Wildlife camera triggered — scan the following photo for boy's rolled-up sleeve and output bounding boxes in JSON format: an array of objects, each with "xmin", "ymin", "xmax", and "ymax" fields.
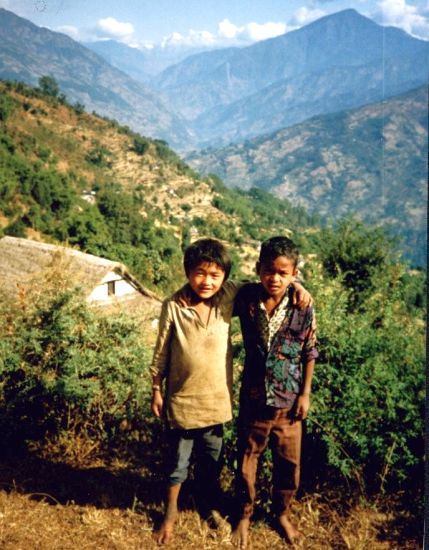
[{"xmin": 150, "ymin": 300, "xmax": 174, "ymax": 379}]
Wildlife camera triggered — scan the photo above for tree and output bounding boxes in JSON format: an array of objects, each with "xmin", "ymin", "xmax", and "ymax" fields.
[
  {"xmin": 73, "ymin": 102, "xmax": 85, "ymax": 115},
  {"xmin": 38, "ymin": 75, "xmax": 60, "ymax": 98},
  {"xmin": 314, "ymin": 217, "xmax": 399, "ymax": 310}
]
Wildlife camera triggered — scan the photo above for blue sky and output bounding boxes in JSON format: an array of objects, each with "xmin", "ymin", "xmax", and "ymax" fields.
[{"xmin": 1, "ymin": 0, "xmax": 428, "ymax": 48}]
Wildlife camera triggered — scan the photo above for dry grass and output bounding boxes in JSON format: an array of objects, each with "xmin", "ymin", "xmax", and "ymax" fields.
[{"xmin": 0, "ymin": 451, "xmax": 421, "ymax": 550}]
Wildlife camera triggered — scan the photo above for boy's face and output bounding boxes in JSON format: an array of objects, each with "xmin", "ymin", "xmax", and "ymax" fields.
[
  {"xmin": 257, "ymin": 255, "xmax": 298, "ymax": 300},
  {"xmin": 187, "ymin": 261, "xmax": 226, "ymax": 300}
]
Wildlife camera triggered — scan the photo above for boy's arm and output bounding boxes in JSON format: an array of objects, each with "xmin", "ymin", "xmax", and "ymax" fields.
[
  {"xmin": 295, "ymin": 359, "xmax": 315, "ymax": 420},
  {"xmin": 150, "ymin": 300, "xmax": 173, "ymax": 418},
  {"xmin": 151, "ymin": 373, "xmax": 164, "ymax": 417},
  {"xmin": 295, "ymin": 306, "xmax": 318, "ymax": 419}
]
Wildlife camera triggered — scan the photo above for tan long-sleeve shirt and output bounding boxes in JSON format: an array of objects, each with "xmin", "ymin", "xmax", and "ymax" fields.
[{"xmin": 150, "ymin": 280, "xmax": 240, "ymax": 429}]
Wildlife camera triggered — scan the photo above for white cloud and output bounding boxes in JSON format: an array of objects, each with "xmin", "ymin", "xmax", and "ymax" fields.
[
  {"xmin": 377, "ymin": 0, "xmax": 429, "ymax": 38},
  {"xmin": 161, "ymin": 29, "xmax": 216, "ymax": 48},
  {"xmin": 53, "ymin": 16, "xmax": 136, "ymax": 45},
  {"xmin": 217, "ymin": 18, "xmax": 288, "ymax": 43},
  {"xmin": 241, "ymin": 21, "xmax": 288, "ymax": 41},
  {"xmin": 154, "ymin": 18, "xmax": 289, "ymax": 50},
  {"xmin": 96, "ymin": 17, "xmax": 134, "ymax": 40},
  {"xmin": 290, "ymin": 7, "xmax": 326, "ymax": 26},
  {"xmin": 218, "ymin": 18, "xmax": 241, "ymax": 39}
]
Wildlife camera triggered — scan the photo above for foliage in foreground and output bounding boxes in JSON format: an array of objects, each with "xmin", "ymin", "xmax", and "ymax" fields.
[
  {"xmin": 306, "ymin": 220, "xmax": 425, "ymax": 495},
  {"xmin": 0, "ymin": 79, "xmax": 425, "ymax": 509},
  {"xmin": 0, "ymin": 219, "xmax": 425, "ymax": 505},
  {"xmin": 223, "ymin": 220, "xmax": 425, "ymax": 508},
  {"xmin": 0, "ymin": 274, "xmax": 152, "ymax": 459}
]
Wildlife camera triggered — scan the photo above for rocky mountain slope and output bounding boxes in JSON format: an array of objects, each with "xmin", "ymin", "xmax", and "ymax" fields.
[
  {"xmin": 0, "ymin": 8, "xmax": 192, "ymax": 150},
  {"xmin": 153, "ymin": 9, "xmax": 429, "ymax": 147},
  {"xmin": 187, "ymin": 86, "xmax": 428, "ymax": 266}
]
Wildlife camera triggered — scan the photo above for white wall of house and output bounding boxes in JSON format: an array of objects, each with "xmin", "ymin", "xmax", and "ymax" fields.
[{"xmin": 87, "ymin": 271, "xmax": 139, "ymax": 302}]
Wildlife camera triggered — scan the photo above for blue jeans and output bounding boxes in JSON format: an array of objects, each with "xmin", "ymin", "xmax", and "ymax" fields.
[{"xmin": 167, "ymin": 424, "xmax": 224, "ymax": 488}]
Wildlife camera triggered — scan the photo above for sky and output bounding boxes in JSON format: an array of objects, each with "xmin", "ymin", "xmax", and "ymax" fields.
[{"xmin": 1, "ymin": 0, "xmax": 428, "ymax": 49}]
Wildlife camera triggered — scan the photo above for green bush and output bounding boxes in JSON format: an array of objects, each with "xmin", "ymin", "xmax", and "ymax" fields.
[
  {"xmin": 85, "ymin": 144, "xmax": 111, "ymax": 167},
  {"xmin": 0, "ymin": 92, "xmax": 16, "ymax": 121},
  {"xmin": 302, "ymin": 224, "xmax": 425, "ymax": 494},
  {"xmin": 133, "ymin": 135, "xmax": 150, "ymax": 155},
  {"xmin": 0, "ymin": 278, "xmax": 152, "ymax": 458},
  {"xmin": 38, "ymin": 75, "xmax": 59, "ymax": 98}
]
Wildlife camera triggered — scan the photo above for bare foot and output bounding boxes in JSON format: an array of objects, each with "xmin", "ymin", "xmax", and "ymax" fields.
[
  {"xmin": 278, "ymin": 514, "xmax": 303, "ymax": 544},
  {"xmin": 152, "ymin": 518, "xmax": 175, "ymax": 545},
  {"xmin": 231, "ymin": 518, "xmax": 250, "ymax": 548}
]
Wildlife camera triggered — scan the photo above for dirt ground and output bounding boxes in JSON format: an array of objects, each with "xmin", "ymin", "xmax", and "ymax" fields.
[{"xmin": 0, "ymin": 449, "xmax": 422, "ymax": 550}]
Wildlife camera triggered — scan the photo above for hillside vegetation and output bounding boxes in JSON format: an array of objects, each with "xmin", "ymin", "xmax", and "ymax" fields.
[
  {"xmin": 188, "ymin": 85, "xmax": 428, "ymax": 267},
  {"xmin": 0, "ymin": 79, "xmax": 425, "ymax": 548},
  {"xmin": 0, "ymin": 79, "xmax": 317, "ymax": 294}
]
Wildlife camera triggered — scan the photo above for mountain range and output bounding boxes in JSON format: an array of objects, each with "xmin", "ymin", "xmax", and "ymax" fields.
[
  {"xmin": 83, "ymin": 40, "xmax": 212, "ymax": 82},
  {"xmin": 0, "ymin": 8, "xmax": 192, "ymax": 150},
  {"xmin": 152, "ymin": 9, "xmax": 429, "ymax": 147},
  {"xmin": 0, "ymin": 7, "xmax": 427, "ymax": 152},
  {"xmin": 187, "ymin": 85, "xmax": 427, "ymax": 266},
  {"xmin": 0, "ymin": 6, "xmax": 426, "ymax": 265}
]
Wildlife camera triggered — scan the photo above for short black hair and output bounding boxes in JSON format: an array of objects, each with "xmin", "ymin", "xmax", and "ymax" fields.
[
  {"xmin": 183, "ymin": 238, "xmax": 232, "ymax": 280},
  {"xmin": 258, "ymin": 236, "xmax": 299, "ymax": 267}
]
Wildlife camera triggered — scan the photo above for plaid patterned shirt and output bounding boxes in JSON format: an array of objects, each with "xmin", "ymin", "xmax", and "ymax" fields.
[{"xmin": 235, "ymin": 283, "xmax": 318, "ymax": 410}]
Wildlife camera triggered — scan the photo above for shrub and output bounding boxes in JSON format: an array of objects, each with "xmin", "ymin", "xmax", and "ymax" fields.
[
  {"xmin": 132, "ymin": 136, "xmax": 150, "ymax": 155},
  {"xmin": 0, "ymin": 92, "xmax": 16, "ymax": 121},
  {"xmin": 0, "ymin": 274, "xmax": 152, "ymax": 460},
  {"xmin": 303, "ymin": 236, "xmax": 425, "ymax": 494},
  {"xmin": 73, "ymin": 102, "xmax": 85, "ymax": 115},
  {"xmin": 38, "ymin": 75, "xmax": 60, "ymax": 98}
]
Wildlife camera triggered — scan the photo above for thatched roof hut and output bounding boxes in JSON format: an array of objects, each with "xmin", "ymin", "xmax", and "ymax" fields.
[{"xmin": 0, "ymin": 236, "xmax": 161, "ymax": 306}]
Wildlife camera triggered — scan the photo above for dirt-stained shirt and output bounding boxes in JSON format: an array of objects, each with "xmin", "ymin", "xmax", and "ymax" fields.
[{"xmin": 150, "ymin": 280, "xmax": 241, "ymax": 429}]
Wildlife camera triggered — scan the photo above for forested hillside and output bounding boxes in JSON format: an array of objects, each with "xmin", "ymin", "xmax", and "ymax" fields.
[
  {"xmin": 0, "ymin": 79, "xmax": 317, "ymax": 294},
  {"xmin": 0, "ymin": 79, "xmax": 425, "ymax": 548}
]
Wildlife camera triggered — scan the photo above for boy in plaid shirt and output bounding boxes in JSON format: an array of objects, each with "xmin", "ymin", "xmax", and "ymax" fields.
[{"xmin": 232, "ymin": 236, "xmax": 318, "ymax": 547}]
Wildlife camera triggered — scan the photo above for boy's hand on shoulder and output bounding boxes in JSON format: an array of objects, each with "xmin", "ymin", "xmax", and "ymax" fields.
[
  {"xmin": 151, "ymin": 391, "xmax": 163, "ymax": 417},
  {"xmin": 292, "ymin": 282, "xmax": 313, "ymax": 309},
  {"xmin": 295, "ymin": 394, "xmax": 310, "ymax": 420}
]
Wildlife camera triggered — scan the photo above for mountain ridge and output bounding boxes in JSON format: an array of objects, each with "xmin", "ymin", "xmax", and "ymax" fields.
[
  {"xmin": 187, "ymin": 85, "xmax": 428, "ymax": 266},
  {"xmin": 0, "ymin": 8, "xmax": 193, "ymax": 150},
  {"xmin": 152, "ymin": 9, "xmax": 429, "ymax": 147}
]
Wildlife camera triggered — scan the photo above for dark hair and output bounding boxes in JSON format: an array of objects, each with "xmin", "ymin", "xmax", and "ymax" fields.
[
  {"xmin": 183, "ymin": 238, "xmax": 232, "ymax": 279},
  {"xmin": 258, "ymin": 236, "xmax": 299, "ymax": 267}
]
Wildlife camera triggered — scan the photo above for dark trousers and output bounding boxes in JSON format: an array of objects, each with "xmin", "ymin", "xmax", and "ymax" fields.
[
  {"xmin": 236, "ymin": 407, "xmax": 302, "ymax": 518},
  {"xmin": 166, "ymin": 424, "xmax": 224, "ymax": 511}
]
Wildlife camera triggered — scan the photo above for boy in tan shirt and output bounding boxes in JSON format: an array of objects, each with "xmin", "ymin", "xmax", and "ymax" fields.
[{"xmin": 150, "ymin": 238, "xmax": 310, "ymax": 544}]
